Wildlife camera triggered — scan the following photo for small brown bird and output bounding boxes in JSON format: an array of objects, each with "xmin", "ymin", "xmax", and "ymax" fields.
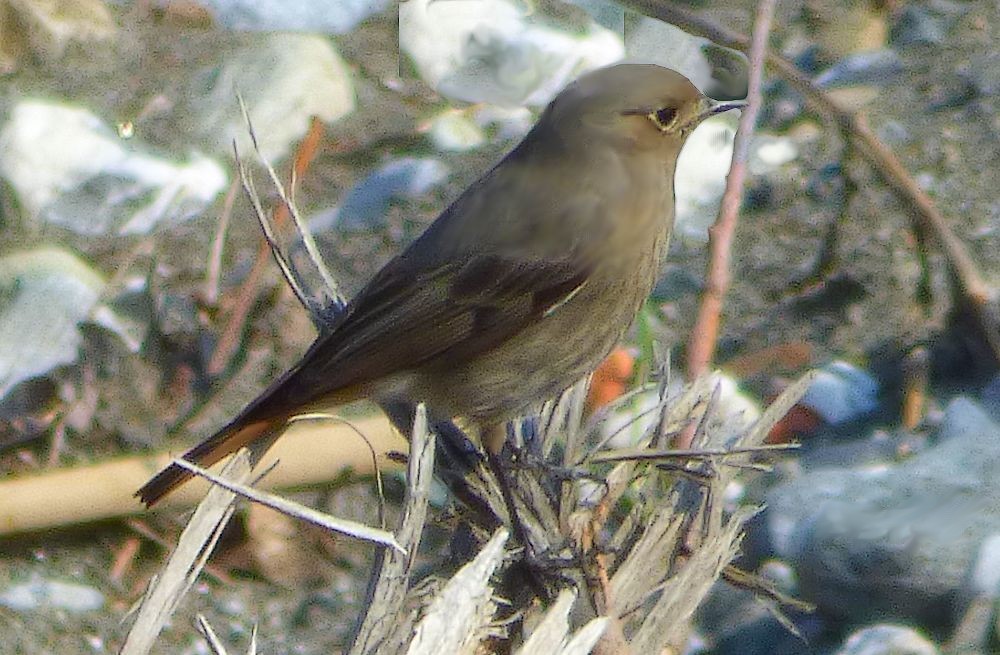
[{"xmin": 138, "ymin": 64, "xmax": 745, "ymax": 506}]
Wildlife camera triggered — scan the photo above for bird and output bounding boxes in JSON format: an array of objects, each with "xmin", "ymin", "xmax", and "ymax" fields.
[{"xmin": 137, "ymin": 63, "xmax": 745, "ymax": 507}]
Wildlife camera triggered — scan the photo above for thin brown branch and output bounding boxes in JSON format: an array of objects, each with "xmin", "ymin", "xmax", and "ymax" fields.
[
  {"xmin": 203, "ymin": 177, "xmax": 239, "ymax": 307},
  {"xmin": 685, "ymin": 0, "xmax": 776, "ymax": 386}
]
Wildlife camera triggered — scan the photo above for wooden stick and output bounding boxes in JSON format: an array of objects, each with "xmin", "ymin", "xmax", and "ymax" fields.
[{"xmin": 0, "ymin": 413, "xmax": 404, "ymax": 536}]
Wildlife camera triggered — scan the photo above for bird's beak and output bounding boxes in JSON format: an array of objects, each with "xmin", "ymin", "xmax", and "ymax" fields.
[{"xmin": 692, "ymin": 98, "xmax": 748, "ymax": 126}]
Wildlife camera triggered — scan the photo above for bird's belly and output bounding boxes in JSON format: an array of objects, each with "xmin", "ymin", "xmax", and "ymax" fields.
[{"xmin": 414, "ymin": 264, "xmax": 655, "ymax": 426}]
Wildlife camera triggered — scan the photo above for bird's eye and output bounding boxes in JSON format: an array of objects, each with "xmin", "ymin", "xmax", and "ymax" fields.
[{"xmin": 648, "ymin": 107, "xmax": 678, "ymax": 132}]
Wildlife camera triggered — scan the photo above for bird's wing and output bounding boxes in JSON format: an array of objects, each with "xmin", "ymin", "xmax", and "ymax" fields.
[
  {"xmin": 234, "ymin": 143, "xmax": 610, "ymax": 427},
  {"xmin": 230, "ymin": 249, "xmax": 592, "ymax": 425}
]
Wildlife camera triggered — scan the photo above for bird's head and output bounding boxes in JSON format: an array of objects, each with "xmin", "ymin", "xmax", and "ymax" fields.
[{"xmin": 542, "ymin": 63, "xmax": 746, "ymax": 153}]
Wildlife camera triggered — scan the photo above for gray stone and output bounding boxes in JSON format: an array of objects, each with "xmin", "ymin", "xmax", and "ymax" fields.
[
  {"xmin": 800, "ymin": 361, "xmax": 881, "ymax": 426},
  {"xmin": 965, "ymin": 52, "xmax": 1000, "ymax": 97},
  {"xmin": 765, "ymin": 397, "xmax": 1000, "ymax": 624},
  {"xmin": 835, "ymin": 625, "xmax": 938, "ymax": 655},
  {"xmin": 891, "ymin": 5, "xmax": 951, "ymax": 47},
  {"xmin": 814, "ymin": 50, "xmax": 904, "ymax": 89},
  {"xmin": 308, "ymin": 157, "xmax": 450, "ymax": 233},
  {"xmin": 187, "ymin": 33, "xmax": 355, "ymax": 161}
]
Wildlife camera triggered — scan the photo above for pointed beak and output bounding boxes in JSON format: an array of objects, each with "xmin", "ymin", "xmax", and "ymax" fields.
[{"xmin": 696, "ymin": 98, "xmax": 748, "ymax": 123}]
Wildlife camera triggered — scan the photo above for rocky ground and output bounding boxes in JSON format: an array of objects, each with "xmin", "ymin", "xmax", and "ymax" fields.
[{"xmin": 0, "ymin": 0, "xmax": 997, "ymax": 653}]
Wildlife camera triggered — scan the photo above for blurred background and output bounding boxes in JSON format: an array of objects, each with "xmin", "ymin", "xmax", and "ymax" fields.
[{"xmin": 0, "ymin": 0, "xmax": 998, "ymax": 653}]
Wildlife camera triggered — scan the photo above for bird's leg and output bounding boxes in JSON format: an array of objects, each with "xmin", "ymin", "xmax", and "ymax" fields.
[
  {"xmin": 381, "ymin": 400, "xmax": 506, "ymax": 529},
  {"xmin": 484, "ymin": 423, "xmax": 559, "ymax": 601},
  {"xmin": 483, "ymin": 424, "xmax": 534, "ymax": 554}
]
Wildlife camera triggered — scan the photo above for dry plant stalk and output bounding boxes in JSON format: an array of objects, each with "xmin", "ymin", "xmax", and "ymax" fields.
[
  {"xmin": 121, "ymin": 451, "xmax": 253, "ymax": 655},
  {"xmin": 686, "ymin": 0, "xmax": 776, "ymax": 383},
  {"xmin": 342, "ymin": 371, "xmax": 814, "ymax": 654},
  {"xmin": 351, "ymin": 407, "xmax": 437, "ymax": 655}
]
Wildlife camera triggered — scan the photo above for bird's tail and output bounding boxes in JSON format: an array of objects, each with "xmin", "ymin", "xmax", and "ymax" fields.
[{"xmin": 136, "ymin": 418, "xmax": 279, "ymax": 507}]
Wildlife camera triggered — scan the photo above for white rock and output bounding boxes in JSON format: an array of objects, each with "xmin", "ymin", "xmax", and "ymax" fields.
[
  {"xmin": 0, "ymin": 248, "xmax": 103, "ymax": 399},
  {"xmin": 0, "ymin": 100, "xmax": 226, "ymax": 235},
  {"xmin": 427, "ymin": 110, "xmax": 486, "ymax": 152},
  {"xmin": 199, "ymin": 0, "xmax": 390, "ymax": 33},
  {"xmin": 189, "ymin": 33, "xmax": 355, "ymax": 161},
  {"xmin": 598, "ymin": 373, "xmax": 760, "ymax": 449},
  {"xmin": 673, "ymin": 119, "xmax": 799, "ymax": 243},
  {"xmin": 674, "ymin": 117, "xmax": 738, "ymax": 243},
  {"xmin": 0, "ymin": 576, "xmax": 105, "ymax": 613},
  {"xmin": 835, "ymin": 625, "xmax": 937, "ymax": 655},
  {"xmin": 471, "ymin": 105, "xmax": 534, "ymax": 140},
  {"xmin": 625, "ymin": 19, "xmax": 716, "ymax": 92},
  {"xmin": 400, "ymin": 0, "xmax": 624, "ymax": 107}
]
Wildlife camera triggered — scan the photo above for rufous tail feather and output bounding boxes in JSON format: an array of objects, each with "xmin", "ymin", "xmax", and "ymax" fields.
[{"xmin": 136, "ymin": 419, "xmax": 278, "ymax": 507}]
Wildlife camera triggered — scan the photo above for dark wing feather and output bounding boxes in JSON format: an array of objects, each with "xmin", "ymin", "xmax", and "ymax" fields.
[{"xmin": 228, "ymin": 251, "xmax": 591, "ymax": 428}]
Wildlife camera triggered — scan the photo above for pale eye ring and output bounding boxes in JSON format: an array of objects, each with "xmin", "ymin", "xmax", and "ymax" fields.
[{"xmin": 648, "ymin": 107, "xmax": 678, "ymax": 131}]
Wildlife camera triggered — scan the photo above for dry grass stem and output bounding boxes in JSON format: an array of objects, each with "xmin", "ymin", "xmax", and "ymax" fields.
[
  {"xmin": 590, "ymin": 442, "xmax": 799, "ymax": 463},
  {"xmin": 236, "ymin": 93, "xmax": 343, "ymax": 311},
  {"xmin": 169, "ymin": 456, "xmax": 404, "ymax": 553},
  {"xmin": 350, "ymin": 405, "xmax": 437, "ymax": 655},
  {"xmin": 196, "ymin": 615, "xmax": 259, "ymax": 655},
  {"xmin": 121, "ymin": 451, "xmax": 253, "ymax": 655}
]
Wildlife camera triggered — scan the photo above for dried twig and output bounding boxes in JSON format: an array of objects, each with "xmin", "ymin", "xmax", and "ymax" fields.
[
  {"xmin": 121, "ymin": 452, "xmax": 253, "ymax": 655},
  {"xmin": 590, "ymin": 442, "xmax": 798, "ymax": 464},
  {"xmin": 721, "ymin": 565, "xmax": 815, "ymax": 614},
  {"xmin": 169, "ymin": 457, "xmax": 403, "ymax": 553},
  {"xmin": 287, "ymin": 412, "xmax": 391, "ymax": 528},
  {"xmin": 203, "ymin": 177, "xmax": 240, "ymax": 307},
  {"xmin": 350, "ymin": 406, "xmax": 436, "ymax": 655},
  {"xmin": 684, "ymin": 0, "xmax": 776, "ymax": 423},
  {"xmin": 196, "ymin": 614, "xmax": 230, "ymax": 655},
  {"xmin": 235, "ymin": 147, "xmax": 312, "ymax": 313},
  {"xmin": 236, "ymin": 96, "xmax": 343, "ymax": 311},
  {"xmin": 196, "ymin": 615, "xmax": 259, "ymax": 655},
  {"xmin": 207, "ymin": 110, "xmax": 329, "ymax": 376}
]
